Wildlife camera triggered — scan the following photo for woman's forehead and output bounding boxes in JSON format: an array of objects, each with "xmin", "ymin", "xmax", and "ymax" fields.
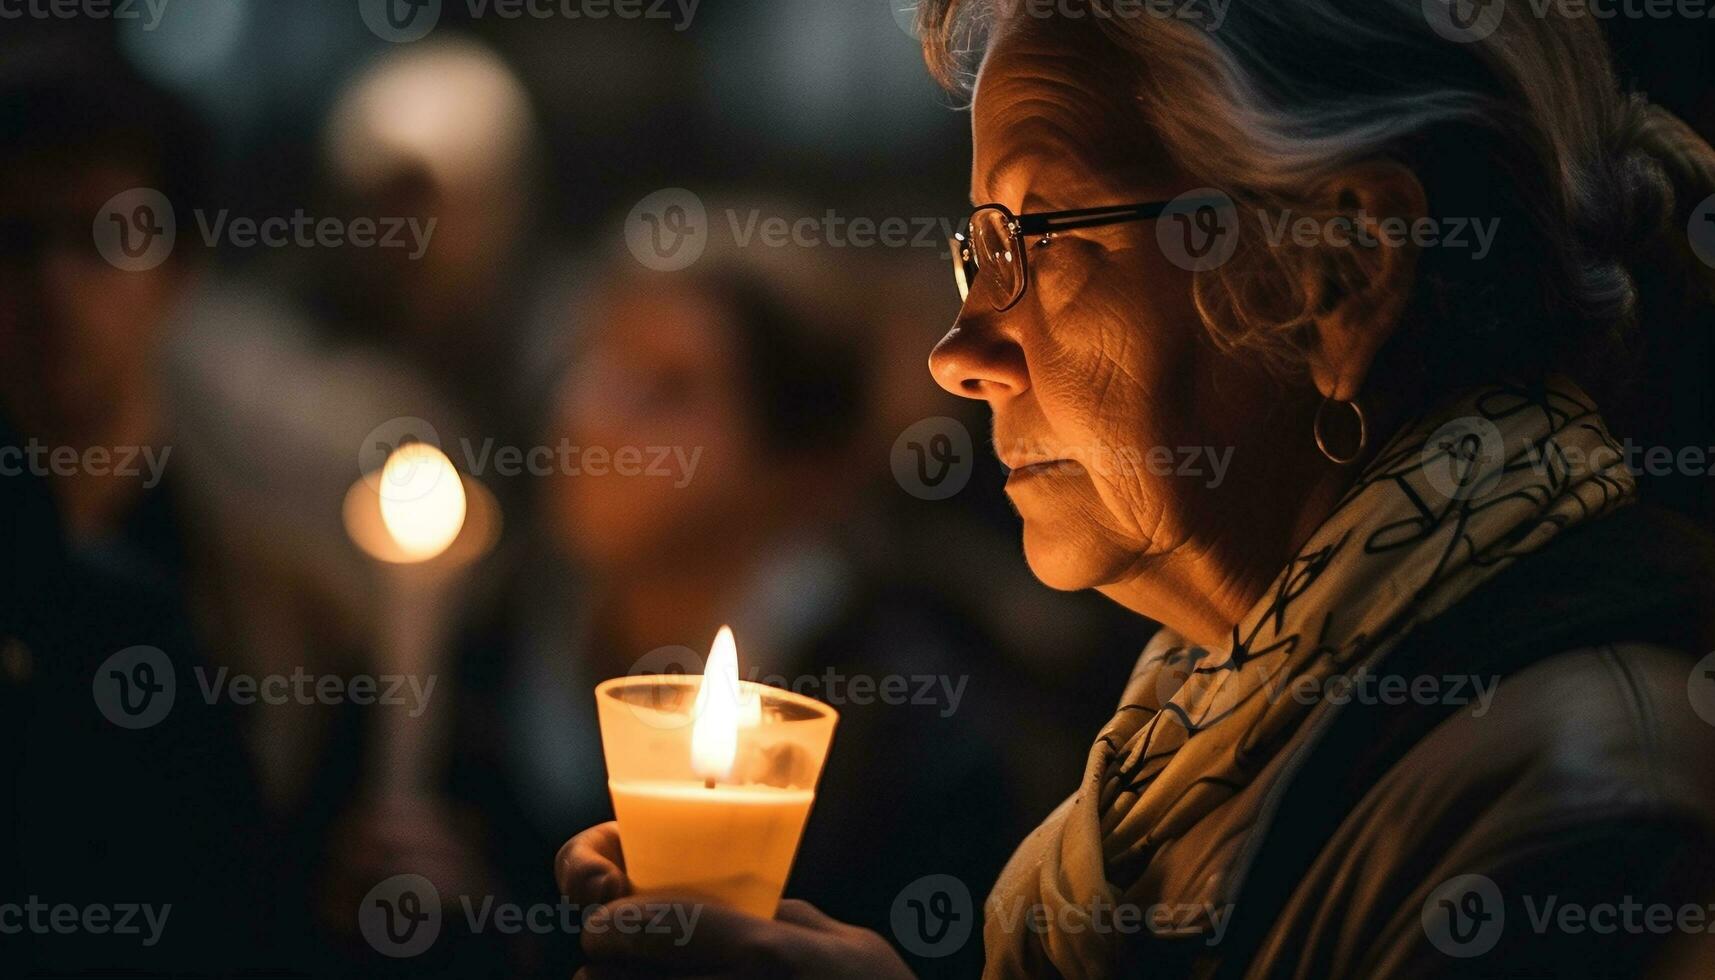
[{"xmin": 970, "ymin": 25, "xmax": 1180, "ymax": 208}]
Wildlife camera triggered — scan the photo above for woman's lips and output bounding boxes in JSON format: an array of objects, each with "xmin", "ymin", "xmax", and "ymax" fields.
[{"xmin": 1005, "ymin": 458, "xmax": 1084, "ymax": 483}]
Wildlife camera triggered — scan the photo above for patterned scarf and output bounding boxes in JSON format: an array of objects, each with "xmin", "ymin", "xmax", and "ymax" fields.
[{"xmin": 984, "ymin": 380, "xmax": 1636, "ymax": 979}]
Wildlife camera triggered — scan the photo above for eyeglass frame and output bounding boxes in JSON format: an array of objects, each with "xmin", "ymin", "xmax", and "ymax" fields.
[{"xmin": 951, "ymin": 197, "xmax": 1232, "ymax": 312}]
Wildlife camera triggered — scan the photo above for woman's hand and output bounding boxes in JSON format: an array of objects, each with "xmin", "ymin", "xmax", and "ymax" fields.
[{"xmin": 556, "ymin": 821, "xmax": 916, "ymax": 979}]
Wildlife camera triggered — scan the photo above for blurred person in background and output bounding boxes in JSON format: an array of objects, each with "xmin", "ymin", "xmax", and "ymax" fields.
[
  {"xmin": 0, "ymin": 38, "xmax": 203, "ymax": 575},
  {"xmin": 155, "ymin": 38, "xmax": 545, "ymax": 824},
  {"xmin": 315, "ymin": 36, "xmax": 549, "ymax": 440},
  {"xmin": 141, "ymin": 38, "xmax": 555, "ymax": 973},
  {"xmin": 0, "ymin": 36, "xmax": 283, "ymax": 976}
]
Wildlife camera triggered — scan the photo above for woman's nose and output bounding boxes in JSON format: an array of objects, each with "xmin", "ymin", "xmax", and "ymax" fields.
[{"xmin": 928, "ymin": 316, "xmax": 1029, "ymax": 402}]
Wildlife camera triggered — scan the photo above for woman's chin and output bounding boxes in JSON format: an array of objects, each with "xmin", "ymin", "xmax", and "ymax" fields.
[{"xmin": 1020, "ymin": 518, "xmax": 1120, "ymax": 593}]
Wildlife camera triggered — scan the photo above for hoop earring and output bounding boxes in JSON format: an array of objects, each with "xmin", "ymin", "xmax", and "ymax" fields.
[{"xmin": 1314, "ymin": 396, "xmax": 1368, "ymax": 465}]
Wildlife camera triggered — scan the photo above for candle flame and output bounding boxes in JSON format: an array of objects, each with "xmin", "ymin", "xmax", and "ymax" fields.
[
  {"xmin": 378, "ymin": 442, "xmax": 467, "ymax": 561},
  {"xmin": 691, "ymin": 625, "xmax": 750, "ymax": 784}
]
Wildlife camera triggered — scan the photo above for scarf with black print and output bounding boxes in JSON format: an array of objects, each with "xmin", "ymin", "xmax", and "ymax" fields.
[{"xmin": 983, "ymin": 379, "xmax": 1636, "ymax": 979}]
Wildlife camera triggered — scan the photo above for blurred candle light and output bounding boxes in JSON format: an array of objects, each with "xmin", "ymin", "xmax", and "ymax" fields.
[
  {"xmin": 343, "ymin": 438, "xmax": 498, "ymax": 796},
  {"xmin": 378, "ymin": 442, "xmax": 467, "ymax": 562}
]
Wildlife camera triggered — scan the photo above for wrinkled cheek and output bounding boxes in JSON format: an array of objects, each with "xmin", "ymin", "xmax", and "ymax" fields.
[{"xmin": 1057, "ymin": 455, "xmax": 1156, "ymax": 553}]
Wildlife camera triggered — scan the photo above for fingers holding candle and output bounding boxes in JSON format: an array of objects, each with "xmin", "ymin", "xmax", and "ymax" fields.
[{"xmin": 555, "ymin": 821, "xmax": 630, "ymax": 907}]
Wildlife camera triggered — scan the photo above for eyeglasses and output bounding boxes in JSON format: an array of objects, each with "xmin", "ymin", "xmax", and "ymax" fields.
[{"xmin": 950, "ymin": 198, "xmax": 1228, "ymax": 311}]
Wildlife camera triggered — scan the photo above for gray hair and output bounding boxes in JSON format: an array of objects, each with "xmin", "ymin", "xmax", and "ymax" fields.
[{"xmin": 920, "ymin": 0, "xmax": 1715, "ymax": 396}]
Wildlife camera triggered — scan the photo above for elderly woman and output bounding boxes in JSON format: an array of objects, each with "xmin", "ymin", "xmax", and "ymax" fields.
[{"xmin": 557, "ymin": 2, "xmax": 1715, "ymax": 976}]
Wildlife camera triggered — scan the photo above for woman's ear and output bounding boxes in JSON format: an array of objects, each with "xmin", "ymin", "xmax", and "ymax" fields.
[{"xmin": 1301, "ymin": 161, "xmax": 1428, "ymax": 401}]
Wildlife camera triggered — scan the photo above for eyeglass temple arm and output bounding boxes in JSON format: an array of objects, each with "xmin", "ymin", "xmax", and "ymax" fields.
[{"xmin": 1015, "ymin": 197, "xmax": 1232, "ymax": 236}]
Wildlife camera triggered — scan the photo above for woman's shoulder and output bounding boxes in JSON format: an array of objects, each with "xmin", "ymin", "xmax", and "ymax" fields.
[
  {"xmin": 1404, "ymin": 640, "xmax": 1715, "ymax": 827},
  {"xmin": 1240, "ymin": 641, "xmax": 1715, "ymax": 978}
]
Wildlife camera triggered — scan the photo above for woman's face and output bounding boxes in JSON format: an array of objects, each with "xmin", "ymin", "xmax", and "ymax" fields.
[
  {"xmin": 929, "ymin": 19, "xmax": 1316, "ymax": 623},
  {"xmin": 549, "ymin": 281, "xmax": 762, "ymax": 572}
]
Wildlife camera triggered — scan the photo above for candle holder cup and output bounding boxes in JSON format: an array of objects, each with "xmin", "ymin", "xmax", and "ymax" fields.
[{"xmin": 595, "ymin": 676, "xmax": 838, "ymax": 919}]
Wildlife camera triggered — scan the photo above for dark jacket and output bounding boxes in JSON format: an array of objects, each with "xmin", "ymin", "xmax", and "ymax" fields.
[
  {"xmin": 1146, "ymin": 505, "xmax": 1715, "ymax": 978},
  {"xmin": 2, "ymin": 417, "xmax": 278, "ymax": 975}
]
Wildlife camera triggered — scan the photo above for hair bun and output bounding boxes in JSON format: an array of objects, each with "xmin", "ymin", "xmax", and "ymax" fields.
[{"xmin": 1577, "ymin": 98, "xmax": 1677, "ymax": 258}]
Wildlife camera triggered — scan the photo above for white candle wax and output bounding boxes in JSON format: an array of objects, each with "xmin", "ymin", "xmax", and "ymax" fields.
[{"xmin": 609, "ymin": 779, "xmax": 815, "ymax": 919}]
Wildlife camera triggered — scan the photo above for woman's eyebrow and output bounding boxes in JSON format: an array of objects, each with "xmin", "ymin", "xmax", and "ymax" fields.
[{"xmin": 970, "ymin": 155, "xmax": 1029, "ymax": 209}]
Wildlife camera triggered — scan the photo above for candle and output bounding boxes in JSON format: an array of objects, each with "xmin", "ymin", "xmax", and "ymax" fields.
[
  {"xmin": 343, "ymin": 440, "xmax": 499, "ymax": 795},
  {"xmin": 597, "ymin": 627, "xmax": 838, "ymax": 919}
]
